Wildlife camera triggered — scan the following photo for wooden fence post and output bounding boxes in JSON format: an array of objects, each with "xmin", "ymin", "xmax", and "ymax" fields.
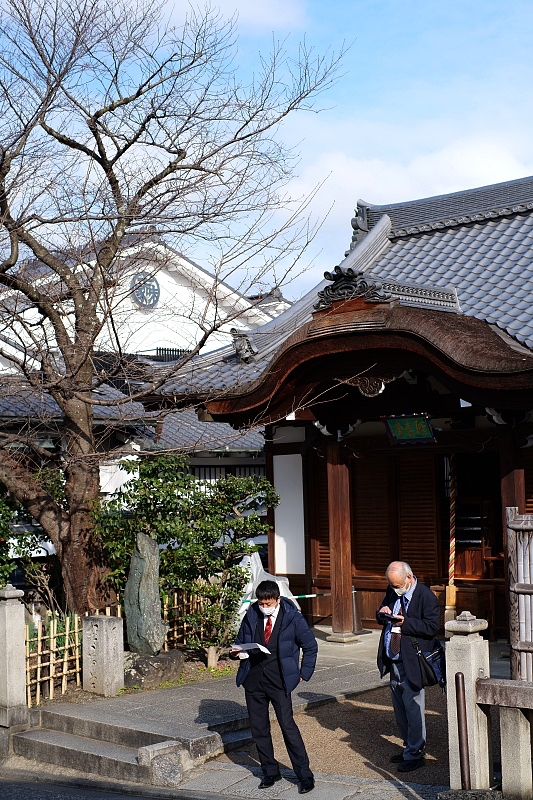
[{"xmin": 506, "ymin": 506, "xmax": 533, "ymax": 681}]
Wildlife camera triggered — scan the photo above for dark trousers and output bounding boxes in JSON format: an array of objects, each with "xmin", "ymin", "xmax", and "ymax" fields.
[{"xmin": 245, "ymin": 685, "xmax": 312, "ymax": 780}]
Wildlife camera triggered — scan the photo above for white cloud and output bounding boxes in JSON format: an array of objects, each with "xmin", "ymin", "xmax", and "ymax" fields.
[
  {"xmin": 283, "ymin": 134, "xmax": 533, "ymax": 298},
  {"xmin": 203, "ymin": 0, "xmax": 307, "ymax": 32}
]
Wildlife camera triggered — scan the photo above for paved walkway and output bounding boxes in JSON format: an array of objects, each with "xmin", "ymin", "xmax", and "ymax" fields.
[{"xmin": 0, "ymin": 628, "xmax": 511, "ymax": 800}]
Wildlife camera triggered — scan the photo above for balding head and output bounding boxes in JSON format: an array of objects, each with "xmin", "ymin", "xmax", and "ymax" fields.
[
  {"xmin": 386, "ymin": 561, "xmax": 412, "ymax": 581},
  {"xmin": 385, "ymin": 561, "xmax": 414, "ymax": 595}
]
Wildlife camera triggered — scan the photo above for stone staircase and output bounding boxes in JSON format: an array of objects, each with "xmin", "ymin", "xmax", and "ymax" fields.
[{"xmin": 12, "ymin": 706, "xmax": 227, "ymax": 788}]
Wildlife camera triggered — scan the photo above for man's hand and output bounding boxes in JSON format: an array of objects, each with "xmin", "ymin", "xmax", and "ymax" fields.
[{"xmin": 378, "ymin": 606, "xmax": 404, "ymax": 625}]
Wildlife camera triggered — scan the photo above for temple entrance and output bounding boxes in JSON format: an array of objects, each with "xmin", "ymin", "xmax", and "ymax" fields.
[
  {"xmin": 307, "ymin": 442, "xmax": 507, "ymax": 635},
  {"xmin": 351, "ymin": 450, "xmax": 439, "ymax": 581},
  {"xmin": 452, "ymin": 453, "xmax": 503, "ymax": 581}
]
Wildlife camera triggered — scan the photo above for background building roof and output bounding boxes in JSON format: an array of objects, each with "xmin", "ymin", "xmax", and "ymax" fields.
[
  {"xmin": 0, "ymin": 382, "xmax": 146, "ymax": 422},
  {"xmin": 142, "ymin": 408, "xmax": 264, "ymax": 452}
]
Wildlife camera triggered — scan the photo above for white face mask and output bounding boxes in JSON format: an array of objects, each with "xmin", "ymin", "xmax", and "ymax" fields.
[
  {"xmin": 259, "ymin": 603, "xmax": 278, "ymax": 616},
  {"xmin": 394, "ymin": 580, "xmax": 410, "ymax": 597}
]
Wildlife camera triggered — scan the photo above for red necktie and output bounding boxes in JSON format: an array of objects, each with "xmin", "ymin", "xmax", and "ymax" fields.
[{"xmin": 264, "ymin": 616, "xmax": 273, "ymax": 645}]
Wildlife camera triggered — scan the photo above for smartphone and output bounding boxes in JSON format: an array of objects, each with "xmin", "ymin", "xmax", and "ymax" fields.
[{"xmin": 381, "ymin": 612, "xmax": 402, "ymax": 621}]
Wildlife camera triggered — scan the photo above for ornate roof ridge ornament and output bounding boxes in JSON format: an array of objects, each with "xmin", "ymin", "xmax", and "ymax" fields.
[
  {"xmin": 314, "ymin": 268, "xmax": 391, "ymax": 311},
  {"xmin": 345, "ymin": 204, "xmax": 369, "ymax": 255},
  {"xmin": 230, "ymin": 328, "xmax": 259, "ymax": 363}
]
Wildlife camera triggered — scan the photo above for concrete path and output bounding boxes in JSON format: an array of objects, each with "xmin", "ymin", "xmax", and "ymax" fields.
[{"xmin": 0, "ymin": 628, "xmax": 511, "ymax": 800}]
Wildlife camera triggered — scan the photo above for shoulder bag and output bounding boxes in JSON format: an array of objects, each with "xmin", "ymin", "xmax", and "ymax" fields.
[{"xmin": 410, "ymin": 636, "xmax": 446, "ymax": 689}]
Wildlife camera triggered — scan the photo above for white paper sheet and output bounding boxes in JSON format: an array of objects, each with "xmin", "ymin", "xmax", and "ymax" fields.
[{"xmin": 232, "ymin": 642, "xmax": 270, "ymax": 654}]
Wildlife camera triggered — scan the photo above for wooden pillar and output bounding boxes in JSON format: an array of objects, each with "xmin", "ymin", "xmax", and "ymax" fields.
[
  {"xmin": 501, "ymin": 433, "xmax": 525, "ymax": 521},
  {"xmin": 326, "ymin": 440, "xmax": 358, "ymax": 642},
  {"xmin": 501, "ymin": 434, "xmax": 525, "ymax": 660}
]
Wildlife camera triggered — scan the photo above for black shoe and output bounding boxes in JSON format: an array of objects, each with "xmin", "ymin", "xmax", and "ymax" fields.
[
  {"xmin": 397, "ymin": 758, "xmax": 425, "ymax": 773},
  {"xmin": 390, "ymin": 753, "xmax": 404, "ymax": 763},
  {"xmin": 259, "ymin": 775, "xmax": 282, "ymax": 789},
  {"xmin": 298, "ymin": 778, "xmax": 315, "ymax": 794}
]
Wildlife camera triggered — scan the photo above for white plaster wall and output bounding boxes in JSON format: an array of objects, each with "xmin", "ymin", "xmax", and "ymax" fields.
[
  {"xmin": 0, "ymin": 245, "xmax": 278, "ymax": 377},
  {"xmin": 273, "ymin": 453, "xmax": 305, "ymax": 575},
  {"xmin": 96, "ymin": 249, "xmax": 274, "ymax": 355},
  {"xmin": 99, "ymin": 457, "xmax": 138, "ymax": 496}
]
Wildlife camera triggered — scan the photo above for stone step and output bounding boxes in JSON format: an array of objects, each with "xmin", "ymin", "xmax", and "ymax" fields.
[
  {"xmin": 12, "ymin": 728, "xmax": 151, "ymax": 784},
  {"xmin": 208, "ymin": 714, "xmax": 251, "ymax": 735},
  {"xmin": 40, "ymin": 709, "xmax": 166, "ymax": 750},
  {"xmin": 220, "ymin": 728, "xmax": 253, "ymax": 751},
  {"xmin": 39, "ymin": 708, "xmax": 222, "ymax": 760}
]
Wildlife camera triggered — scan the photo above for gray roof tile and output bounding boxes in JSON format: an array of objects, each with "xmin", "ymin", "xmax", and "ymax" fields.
[
  {"xmin": 0, "ymin": 382, "xmax": 145, "ymax": 422},
  {"xmin": 146, "ymin": 409, "xmax": 264, "ymax": 452}
]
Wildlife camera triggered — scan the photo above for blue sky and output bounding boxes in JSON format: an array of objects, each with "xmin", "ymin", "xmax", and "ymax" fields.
[{"xmin": 188, "ymin": 1, "xmax": 533, "ymax": 297}]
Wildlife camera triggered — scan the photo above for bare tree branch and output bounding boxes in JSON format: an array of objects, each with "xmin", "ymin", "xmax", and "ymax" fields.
[{"xmin": 0, "ymin": 0, "xmax": 344, "ymax": 612}]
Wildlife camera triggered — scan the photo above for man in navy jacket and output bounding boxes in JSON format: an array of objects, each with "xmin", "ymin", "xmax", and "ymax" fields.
[
  {"xmin": 231, "ymin": 580, "xmax": 317, "ymax": 793},
  {"xmin": 376, "ymin": 561, "xmax": 440, "ymax": 773}
]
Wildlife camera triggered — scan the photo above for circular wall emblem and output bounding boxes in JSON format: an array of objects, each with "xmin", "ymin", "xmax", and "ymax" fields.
[{"xmin": 130, "ymin": 272, "xmax": 160, "ymax": 308}]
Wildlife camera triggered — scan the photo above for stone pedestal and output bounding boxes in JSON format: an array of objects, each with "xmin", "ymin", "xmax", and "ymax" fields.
[
  {"xmin": 0, "ymin": 584, "xmax": 29, "ymax": 728},
  {"xmin": 445, "ymin": 611, "xmax": 491, "ymax": 791},
  {"xmin": 325, "ymin": 631, "xmax": 359, "ymax": 643},
  {"xmin": 499, "ymin": 706, "xmax": 532, "ymax": 800},
  {"xmin": 83, "ymin": 616, "xmax": 124, "ymax": 696}
]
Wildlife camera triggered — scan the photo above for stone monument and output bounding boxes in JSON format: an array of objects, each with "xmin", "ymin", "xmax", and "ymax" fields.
[
  {"xmin": 0, "ymin": 584, "xmax": 28, "ymax": 729},
  {"xmin": 82, "ymin": 614, "xmax": 124, "ymax": 696},
  {"xmin": 124, "ymin": 531, "xmax": 168, "ymax": 655}
]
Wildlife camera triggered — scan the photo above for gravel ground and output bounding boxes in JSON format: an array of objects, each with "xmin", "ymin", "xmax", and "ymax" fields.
[{"xmin": 217, "ymin": 684, "xmax": 500, "ymax": 788}]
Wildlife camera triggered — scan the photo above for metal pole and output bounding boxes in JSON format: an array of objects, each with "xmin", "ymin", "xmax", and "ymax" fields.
[
  {"xmin": 455, "ymin": 672, "xmax": 471, "ymax": 790},
  {"xmin": 352, "ymin": 587, "xmax": 365, "ymax": 635}
]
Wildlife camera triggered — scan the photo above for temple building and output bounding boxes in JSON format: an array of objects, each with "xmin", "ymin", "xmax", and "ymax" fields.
[{"xmin": 160, "ymin": 175, "xmax": 533, "ymax": 640}]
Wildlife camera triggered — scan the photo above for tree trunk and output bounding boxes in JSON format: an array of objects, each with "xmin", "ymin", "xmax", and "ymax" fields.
[{"xmin": 60, "ymin": 396, "xmax": 106, "ymax": 614}]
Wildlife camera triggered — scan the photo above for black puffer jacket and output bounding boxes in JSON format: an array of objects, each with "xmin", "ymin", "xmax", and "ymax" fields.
[{"xmin": 235, "ymin": 597, "xmax": 317, "ymax": 694}]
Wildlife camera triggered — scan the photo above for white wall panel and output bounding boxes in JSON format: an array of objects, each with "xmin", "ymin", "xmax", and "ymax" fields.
[{"xmin": 273, "ymin": 454, "xmax": 305, "ymax": 574}]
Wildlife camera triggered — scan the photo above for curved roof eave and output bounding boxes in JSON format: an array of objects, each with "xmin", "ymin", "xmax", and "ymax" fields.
[{"xmin": 204, "ymin": 305, "xmax": 533, "ymax": 421}]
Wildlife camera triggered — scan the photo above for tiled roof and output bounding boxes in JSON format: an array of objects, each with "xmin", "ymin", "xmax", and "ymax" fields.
[
  {"xmin": 373, "ymin": 212, "xmax": 533, "ymax": 348},
  {"xmin": 160, "ymin": 175, "xmax": 533, "ymax": 398},
  {"xmin": 141, "ymin": 408, "xmax": 264, "ymax": 451},
  {"xmin": 364, "ymin": 174, "xmax": 533, "ymax": 235},
  {"xmin": 0, "ymin": 382, "xmax": 146, "ymax": 422}
]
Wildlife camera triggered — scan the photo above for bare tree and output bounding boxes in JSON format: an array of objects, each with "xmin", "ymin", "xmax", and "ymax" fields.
[{"xmin": 0, "ymin": 0, "xmax": 342, "ymax": 612}]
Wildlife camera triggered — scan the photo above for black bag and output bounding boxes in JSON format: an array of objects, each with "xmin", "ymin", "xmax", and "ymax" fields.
[{"xmin": 411, "ymin": 637, "xmax": 446, "ymax": 689}]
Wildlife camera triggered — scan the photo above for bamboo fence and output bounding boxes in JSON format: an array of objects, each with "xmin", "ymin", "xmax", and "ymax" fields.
[
  {"xmin": 25, "ymin": 612, "xmax": 82, "ymax": 707},
  {"xmin": 24, "ymin": 591, "xmax": 203, "ymax": 705},
  {"xmin": 162, "ymin": 590, "xmax": 205, "ymax": 651}
]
